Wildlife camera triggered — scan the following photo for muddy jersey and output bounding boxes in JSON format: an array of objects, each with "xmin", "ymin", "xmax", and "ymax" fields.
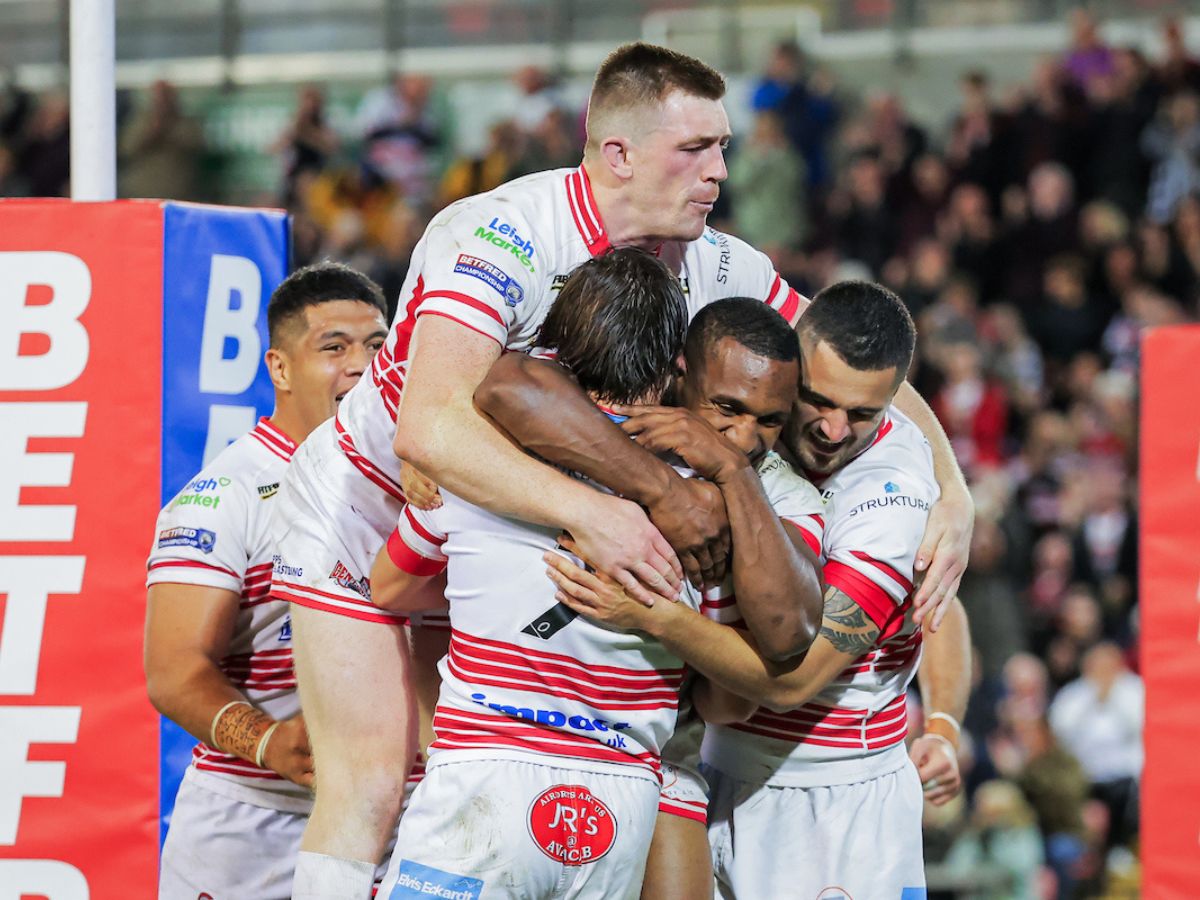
[
  {"xmin": 702, "ymin": 410, "xmax": 939, "ymax": 788},
  {"xmin": 147, "ymin": 418, "xmax": 310, "ymax": 812},
  {"xmin": 332, "ymin": 164, "xmax": 803, "ymax": 501}
]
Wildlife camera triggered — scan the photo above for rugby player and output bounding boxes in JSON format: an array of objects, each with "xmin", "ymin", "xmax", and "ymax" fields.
[
  {"xmin": 144, "ymin": 263, "xmax": 388, "ymax": 899},
  {"xmin": 278, "ymin": 41, "xmax": 973, "ymax": 890},
  {"xmin": 371, "ymin": 253, "xmax": 825, "ymax": 899},
  {"xmin": 548, "ymin": 281, "xmax": 971, "ymax": 898}
]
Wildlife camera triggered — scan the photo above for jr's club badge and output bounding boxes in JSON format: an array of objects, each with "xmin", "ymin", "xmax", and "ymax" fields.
[{"xmin": 527, "ymin": 784, "xmax": 617, "ymax": 866}]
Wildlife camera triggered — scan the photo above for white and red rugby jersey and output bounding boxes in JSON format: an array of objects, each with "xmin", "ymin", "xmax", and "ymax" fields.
[
  {"xmin": 146, "ymin": 418, "xmax": 310, "ymax": 813},
  {"xmin": 332, "ymin": 164, "xmax": 803, "ymax": 501},
  {"xmin": 702, "ymin": 409, "xmax": 939, "ymax": 788},
  {"xmin": 658, "ymin": 450, "xmax": 824, "ymax": 822},
  {"xmin": 384, "ymin": 482, "xmax": 707, "ymax": 785}
]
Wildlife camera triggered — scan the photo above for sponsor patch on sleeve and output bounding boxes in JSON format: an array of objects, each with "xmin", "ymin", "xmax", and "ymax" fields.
[
  {"xmin": 157, "ymin": 526, "xmax": 217, "ymax": 554},
  {"xmin": 453, "ymin": 253, "xmax": 524, "ymax": 307},
  {"xmin": 389, "ymin": 860, "xmax": 483, "ymax": 899}
]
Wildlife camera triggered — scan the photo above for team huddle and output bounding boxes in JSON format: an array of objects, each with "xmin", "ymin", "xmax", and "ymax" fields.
[{"xmin": 145, "ymin": 43, "xmax": 973, "ymax": 900}]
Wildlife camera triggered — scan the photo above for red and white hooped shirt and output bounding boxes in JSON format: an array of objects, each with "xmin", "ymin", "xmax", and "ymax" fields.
[
  {"xmin": 658, "ymin": 450, "xmax": 824, "ymax": 822},
  {"xmin": 701, "ymin": 409, "xmax": 940, "ymax": 788},
  {"xmin": 146, "ymin": 418, "xmax": 310, "ymax": 813},
  {"xmin": 384, "ymin": 480, "xmax": 708, "ymax": 786},
  {"xmin": 329, "ymin": 164, "xmax": 804, "ymax": 504}
]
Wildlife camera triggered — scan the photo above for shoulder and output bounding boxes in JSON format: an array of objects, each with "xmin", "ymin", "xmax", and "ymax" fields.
[
  {"xmin": 682, "ymin": 228, "xmax": 800, "ymax": 322},
  {"xmin": 160, "ymin": 435, "xmax": 261, "ymax": 518},
  {"xmin": 435, "ymin": 170, "xmax": 565, "ymax": 243},
  {"xmin": 842, "ymin": 411, "xmax": 938, "ymax": 500},
  {"xmin": 756, "ymin": 452, "xmax": 824, "ymax": 516},
  {"xmin": 684, "ymin": 227, "xmax": 772, "ymax": 285}
]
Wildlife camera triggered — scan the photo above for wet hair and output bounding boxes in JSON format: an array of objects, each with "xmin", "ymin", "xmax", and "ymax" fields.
[
  {"xmin": 586, "ymin": 42, "xmax": 725, "ymax": 152},
  {"xmin": 684, "ymin": 297, "xmax": 799, "ymax": 374},
  {"xmin": 537, "ymin": 248, "xmax": 687, "ymax": 405},
  {"xmin": 268, "ymin": 261, "xmax": 387, "ymax": 348},
  {"xmin": 798, "ymin": 280, "xmax": 916, "ymax": 381}
]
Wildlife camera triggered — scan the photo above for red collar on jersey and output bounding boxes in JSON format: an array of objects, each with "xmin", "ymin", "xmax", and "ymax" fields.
[
  {"xmin": 250, "ymin": 417, "xmax": 298, "ymax": 462},
  {"xmin": 565, "ymin": 165, "xmax": 611, "ymax": 257}
]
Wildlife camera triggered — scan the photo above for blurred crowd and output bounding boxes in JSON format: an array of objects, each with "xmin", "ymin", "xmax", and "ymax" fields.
[{"xmin": 3, "ymin": 7, "xmax": 1189, "ymax": 897}]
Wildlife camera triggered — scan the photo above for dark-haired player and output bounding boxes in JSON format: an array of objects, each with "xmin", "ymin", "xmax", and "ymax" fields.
[
  {"xmin": 370, "ymin": 260, "xmax": 825, "ymax": 900},
  {"xmin": 549, "ymin": 282, "xmax": 970, "ymax": 899},
  {"xmin": 145, "ymin": 262, "xmax": 388, "ymax": 899}
]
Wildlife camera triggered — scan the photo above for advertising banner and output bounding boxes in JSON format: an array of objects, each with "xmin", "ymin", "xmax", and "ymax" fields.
[
  {"xmin": 0, "ymin": 199, "xmax": 287, "ymax": 896},
  {"xmin": 1141, "ymin": 324, "xmax": 1200, "ymax": 899},
  {"xmin": 158, "ymin": 203, "xmax": 288, "ymax": 835}
]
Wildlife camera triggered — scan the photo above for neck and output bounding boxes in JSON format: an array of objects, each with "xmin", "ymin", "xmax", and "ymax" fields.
[
  {"xmin": 581, "ymin": 158, "xmax": 663, "ymax": 250},
  {"xmin": 267, "ymin": 403, "xmax": 309, "ymax": 446}
]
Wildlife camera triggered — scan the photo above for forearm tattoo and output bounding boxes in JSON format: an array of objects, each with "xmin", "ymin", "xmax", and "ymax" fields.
[
  {"xmin": 819, "ymin": 586, "xmax": 881, "ymax": 657},
  {"xmin": 212, "ymin": 702, "xmax": 273, "ymax": 763}
]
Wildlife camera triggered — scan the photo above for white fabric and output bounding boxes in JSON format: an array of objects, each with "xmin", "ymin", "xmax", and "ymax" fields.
[
  {"xmin": 293, "ymin": 852, "xmax": 376, "ymax": 900},
  {"xmin": 380, "ymin": 757, "xmax": 659, "ymax": 900},
  {"xmin": 159, "ymin": 766, "xmax": 305, "ymax": 900},
  {"xmin": 270, "ymin": 417, "xmax": 407, "ymax": 623},
  {"xmin": 396, "ymin": 480, "xmax": 698, "ymax": 780},
  {"xmin": 147, "ymin": 418, "xmax": 310, "ymax": 809},
  {"xmin": 707, "ymin": 759, "xmax": 926, "ymax": 900},
  {"xmin": 702, "ymin": 410, "xmax": 939, "ymax": 787}
]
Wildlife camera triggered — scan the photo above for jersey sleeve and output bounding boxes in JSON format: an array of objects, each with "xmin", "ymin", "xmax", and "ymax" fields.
[
  {"xmin": 757, "ymin": 453, "xmax": 826, "ymax": 557},
  {"xmin": 146, "ymin": 472, "xmax": 251, "ymax": 594},
  {"xmin": 821, "ymin": 471, "xmax": 937, "ymax": 630},
  {"xmin": 385, "ymin": 504, "xmax": 449, "ymax": 577},
  {"xmin": 409, "ymin": 202, "xmax": 542, "ymax": 347},
  {"xmin": 720, "ymin": 231, "xmax": 806, "ymax": 327}
]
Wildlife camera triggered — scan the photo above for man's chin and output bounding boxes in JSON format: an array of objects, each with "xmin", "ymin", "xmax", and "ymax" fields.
[{"xmin": 799, "ymin": 446, "xmax": 846, "ymax": 476}]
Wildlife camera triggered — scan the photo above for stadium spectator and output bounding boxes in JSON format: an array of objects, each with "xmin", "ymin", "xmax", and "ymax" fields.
[
  {"xmin": 119, "ymin": 80, "xmax": 204, "ymax": 201},
  {"xmin": 436, "ymin": 119, "xmax": 523, "ymax": 208},
  {"xmin": 943, "ymin": 779, "xmax": 1045, "ymax": 899},
  {"xmin": 355, "ymin": 73, "xmax": 444, "ymax": 210},
  {"xmin": 1049, "ymin": 642, "xmax": 1143, "ymax": 851},
  {"xmin": 750, "ymin": 41, "xmax": 839, "ymax": 188},
  {"xmin": 726, "ymin": 110, "xmax": 806, "ymax": 262},
  {"xmin": 272, "ymin": 85, "xmax": 340, "ymax": 208},
  {"xmin": 15, "ymin": 91, "xmax": 70, "ymax": 197}
]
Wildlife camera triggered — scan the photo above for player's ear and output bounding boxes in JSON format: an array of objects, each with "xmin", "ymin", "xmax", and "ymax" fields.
[
  {"xmin": 600, "ymin": 137, "xmax": 633, "ymax": 181},
  {"xmin": 265, "ymin": 346, "xmax": 290, "ymax": 392}
]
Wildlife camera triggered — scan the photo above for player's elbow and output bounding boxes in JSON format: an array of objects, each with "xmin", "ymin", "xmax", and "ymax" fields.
[
  {"xmin": 756, "ymin": 616, "xmax": 818, "ymax": 663},
  {"xmin": 761, "ymin": 683, "xmax": 810, "ymax": 714},
  {"xmin": 393, "ymin": 416, "xmax": 430, "ymax": 471},
  {"xmin": 472, "ymin": 355, "xmax": 541, "ymax": 425},
  {"xmin": 143, "ymin": 656, "xmax": 184, "ymax": 720}
]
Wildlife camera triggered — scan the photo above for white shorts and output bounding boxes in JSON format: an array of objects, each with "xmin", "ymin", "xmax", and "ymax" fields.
[
  {"xmin": 658, "ymin": 685, "xmax": 709, "ymax": 823},
  {"xmin": 270, "ymin": 418, "xmax": 406, "ymax": 624},
  {"xmin": 707, "ymin": 762, "xmax": 926, "ymax": 900},
  {"xmin": 379, "ymin": 756, "xmax": 661, "ymax": 899},
  {"xmin": 159, "ymin": 768, "xmax": 305, "ymax": 900},
  {"xmin": 658, "ymin": 759, "xmax": 708, "ymax": 824}
]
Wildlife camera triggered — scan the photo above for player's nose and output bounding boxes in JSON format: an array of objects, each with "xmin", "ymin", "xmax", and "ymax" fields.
[
  {"xmin": 707, "ymin": 145, "xmax": 728, "ymax": 183},
  {"xmin": 344, "ymin": 342, "xmax": 371, "ymax": 377},
  {"xmin": 725, "ymin": 418, "xmax": 758, "ymax": 457},
  {"xmin": 820, "ymin": 411, "xmax": 851, "ymax": 444}
]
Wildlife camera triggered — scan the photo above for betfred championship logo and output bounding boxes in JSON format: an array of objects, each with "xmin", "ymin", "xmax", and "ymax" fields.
[{"xmin": 527, "ymin": 784, "xmax": 617, "ymax": 866}]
